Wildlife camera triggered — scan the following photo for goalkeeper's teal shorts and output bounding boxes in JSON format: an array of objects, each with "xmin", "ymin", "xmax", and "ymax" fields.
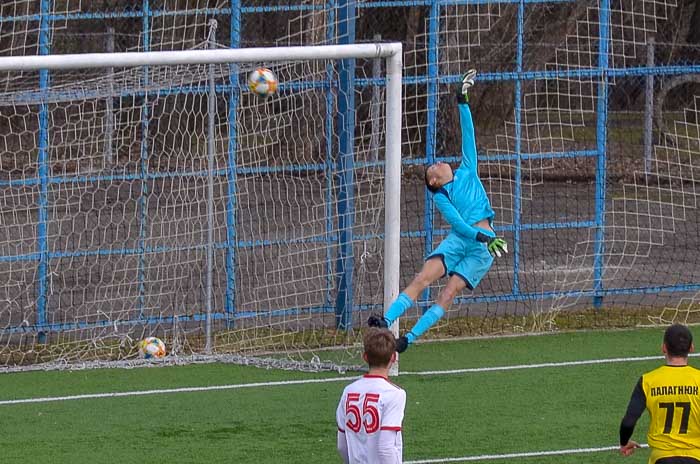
[{"xmin": 427, "ymin": 232, "xmax": 494, "ymax": 290}]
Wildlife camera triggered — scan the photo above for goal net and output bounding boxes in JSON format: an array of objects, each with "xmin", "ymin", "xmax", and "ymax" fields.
[
  {"xmin": 2, "ymin": 0, "xmax": 699, "ymax": 372},
  {"xmin": 396, "ymin": 1, "xmax": 700, "ymax": 335},
  {"xmin": 0, "ymin": 43, "xmax": 402, "ymax": 371}
]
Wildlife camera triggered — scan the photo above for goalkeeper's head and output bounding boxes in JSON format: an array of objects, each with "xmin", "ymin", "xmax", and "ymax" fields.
[
  {"xmin": 363, "ymin": 328, "xmax": 397, "ymax": 369},
  {"xmin": 424, "ymin": 162, "xmax": 454, "ymax": 193},
  {"xmin": 663, "ymin": 324, "xmax": 694, "ymax": 358}
]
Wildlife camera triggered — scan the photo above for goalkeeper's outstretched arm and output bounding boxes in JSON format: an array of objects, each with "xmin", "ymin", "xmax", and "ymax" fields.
[
  {"xmin": 456, "ymin": 69, "xmax": 478, "ymax": 173},
  {"xmin": 458, "ymin": 101, "xmax": 478, "ymax": 174}
]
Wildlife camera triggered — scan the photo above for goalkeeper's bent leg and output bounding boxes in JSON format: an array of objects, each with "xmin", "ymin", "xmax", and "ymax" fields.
[
  {"xmin": 405, "ymin": 304, "xmax": 445, "ymax": 344},
  {"xmin": 384, "ymin": 292, "xmax": 414, "ymax": 326}
]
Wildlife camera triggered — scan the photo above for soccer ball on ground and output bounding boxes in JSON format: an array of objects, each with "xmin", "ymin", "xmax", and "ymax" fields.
[
  {"xmin": 138, "ymin": 337, "xmax": 166, "ymax": 359},
  {"xmin": 248, "ymin": 67, "xmax": 278, "ymax": 96}
]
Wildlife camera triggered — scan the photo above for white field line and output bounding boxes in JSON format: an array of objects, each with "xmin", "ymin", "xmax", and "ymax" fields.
[
  {"xmin": 0, "ymin": 353, "xmax": 675, "ymax": 406},
  {"xmin": 398, "ymin": 354, "xmax": 666, "ymax": 375},
  {"xmin": 0, "ymin": 377, "xmax": 350, "ymax": 405},
  {"xmin": 404, "ymin": 444, "xmax": 648, "ymax": 463},
  {"xmin": 401, "ymin": 352, "xmax": 700, "ymax": 376}
]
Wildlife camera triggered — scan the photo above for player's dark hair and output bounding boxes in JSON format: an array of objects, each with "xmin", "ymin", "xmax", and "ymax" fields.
[
  {"xmin": 364, "ymin": 328, "xmax": 395, "ymax": 368},
  {"xmin": 424, "ymin": 165, "xmax": 439, "ymax": 193},
  {"xmin": 664, "ymin": 324, "xmax": 693, "ymax": 357}
]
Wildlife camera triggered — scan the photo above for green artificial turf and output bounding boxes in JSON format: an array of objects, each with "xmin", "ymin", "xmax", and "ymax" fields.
[{"xmin": 0, "ymin": 327, "xmax": 672, "ymax": 463}]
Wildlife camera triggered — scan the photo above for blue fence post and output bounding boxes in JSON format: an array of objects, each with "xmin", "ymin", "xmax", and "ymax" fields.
[
  {"xmin": 334, "ymin": 0, "xmax": 356, "ymax": 330},
  {"xmin": 36, "ymin": 0, "xmax": 52, "ymax": 343},
  {"xmin": 512, "ymin": 0, "xmax": 525, "ymax": 295},
  {"xmin": 137, "ymin": 0, "xmax": 151, "ymax": 319},
  {"xmin": 644, "ymin": 39, "xmax": 655, "ymax": 174},
  {"xmin": 325, "ymin": 0, "xmax": 337, "ymax": 312},
  {"xmin": 225, "ymin": 0, "xmax": 242, "ymax": 327},
  {"xmin": 593, "ymin": 0, "xmax": 611, "ymax": 309},
  {"xmin": 421, "ymin": 0, "xmax": 440, "ymax": 311}
]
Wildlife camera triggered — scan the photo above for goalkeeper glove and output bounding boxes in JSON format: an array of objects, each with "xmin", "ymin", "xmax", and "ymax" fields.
[
  {"xmin": 487, "ymin": 237, "xmax": 508, "ymax": 258},
  {"xmin": 456, "ymin": 69, "xmax": 477, "ymax": 104},
  {"xmin": 476, "ymin": 232, "xmax": 508, "ymax": 258}
]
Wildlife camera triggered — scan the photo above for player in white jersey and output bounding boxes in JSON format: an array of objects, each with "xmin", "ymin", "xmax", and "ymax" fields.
[{"xmin": 336, "ymin": 328, "xmax": 407, "ymax": 464}]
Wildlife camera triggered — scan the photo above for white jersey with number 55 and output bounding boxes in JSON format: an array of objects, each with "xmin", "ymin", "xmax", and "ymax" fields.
[{"xmin": 336, "ymin": 374, "xmax": 406, "ymax": 464}]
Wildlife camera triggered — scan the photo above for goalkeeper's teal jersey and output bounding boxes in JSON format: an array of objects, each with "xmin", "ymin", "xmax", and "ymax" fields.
[{"xmin": 432, "ymin": 103, "xmax": 495, "ymax": 241}]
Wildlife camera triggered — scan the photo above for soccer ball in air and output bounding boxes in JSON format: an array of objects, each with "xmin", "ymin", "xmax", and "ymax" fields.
[
  {"xmin": 138, "ymin": 337, "xmax": 166, "ymax": 359},
  {"xmin": 248, "ymin": 67, "xmax": 278, "ymax": 96}
]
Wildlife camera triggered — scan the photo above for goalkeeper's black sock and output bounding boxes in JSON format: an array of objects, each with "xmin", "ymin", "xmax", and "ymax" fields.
[
  {"xmin": 395, "ymin": 335, "xmax": 409, "ymax": 353},
  {"xmin": 367, "ymin": 314, "xmax": 388, "ymax": 329}
]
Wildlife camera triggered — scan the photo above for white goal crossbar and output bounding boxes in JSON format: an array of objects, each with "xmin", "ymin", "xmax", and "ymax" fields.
[{"xmin": 0, "ymin": 44, "xmax": 401, "ymax": 72}]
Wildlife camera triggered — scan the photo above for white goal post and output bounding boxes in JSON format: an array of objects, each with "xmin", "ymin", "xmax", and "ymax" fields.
[{"xmin": 0, "ymin": 43, "xmax": 402, "ymax": 371}]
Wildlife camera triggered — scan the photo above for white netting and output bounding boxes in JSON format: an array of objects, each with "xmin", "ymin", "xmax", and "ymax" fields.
[
  {"xmin": 551, "ymin": 91, "xmax": 700, "ymax": 319},
  {"xmin": 226, "ymin": 1, "xmax": 698, "ymax": 335},
  {"xmin": 514, "ymin": 1, "xmax": 699, "ymax": 326},
  {"xmin": 1, "ymin": 0, "xmax": 699, "ymax": 371},
  {"xmin": 387, "ymin": 0, "xmax": 697, "ymax": 334},
  {"xmin": 0, "ymin": 30, "xmax": 393, "ymax": 369}
]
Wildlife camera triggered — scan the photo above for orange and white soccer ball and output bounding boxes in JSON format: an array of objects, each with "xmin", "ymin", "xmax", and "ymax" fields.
[
  {"xmin": 248, "ymin": 67, "xmax": 278, "ymax": 96},
  {"xmin": 138, "ymin": 336, "xmax": 166, "ymax": 359}
]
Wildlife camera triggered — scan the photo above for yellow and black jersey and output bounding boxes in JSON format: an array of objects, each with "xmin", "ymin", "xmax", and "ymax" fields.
[{"xmin": 621, "ymin": 365, "xmax": 700, "ymax": 464}]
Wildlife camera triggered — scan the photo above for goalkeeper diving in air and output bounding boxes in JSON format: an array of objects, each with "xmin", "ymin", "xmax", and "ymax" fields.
[{"xmin": 369, "ymin": 69, "xmax": 508, "ymax": 353}]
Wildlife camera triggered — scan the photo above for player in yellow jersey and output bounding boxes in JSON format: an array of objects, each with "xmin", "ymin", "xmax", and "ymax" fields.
[{"xmin": 619, "ymin": 324, "xmax": 700, "ymax": 464}]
